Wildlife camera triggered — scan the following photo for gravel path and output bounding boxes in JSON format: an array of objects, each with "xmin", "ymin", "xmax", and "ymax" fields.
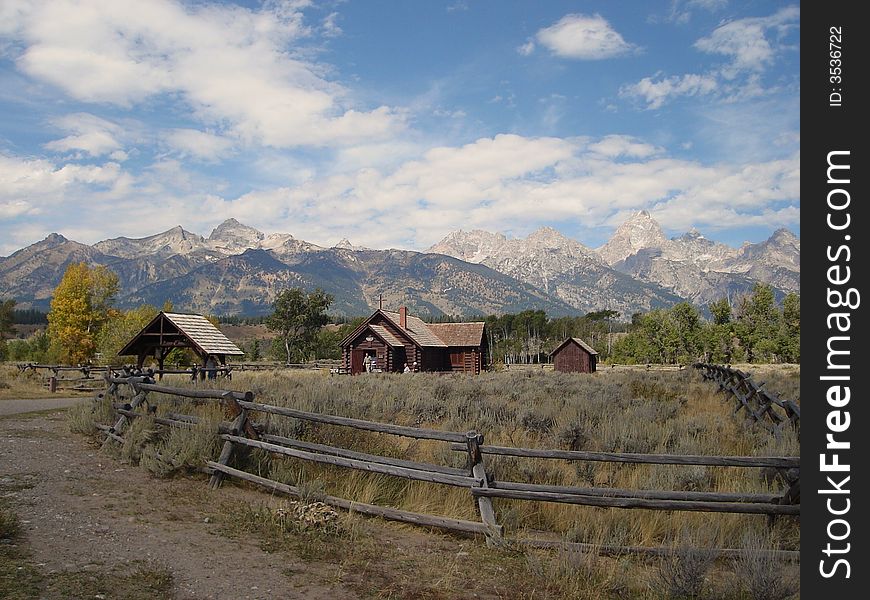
[
  {"xmin": 0, "ymin": 397, "xmax": 85, "ymax": 416},
  {"xmin": 1, "ymin": 409, "xmax": 359, "ymax": 599}
]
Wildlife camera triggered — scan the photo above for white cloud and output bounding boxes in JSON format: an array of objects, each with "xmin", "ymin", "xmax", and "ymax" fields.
[
  {"xmin": 0, "ymin": 132, "xmax": 799, "ymax": 253},
  {"xmin": 0, "ymin": 153, "xmax": 121, "ymax": 197},
  {"xmin": 622, "ymin": 6, "xmax": 798, "ymax": 109},
  {"xmin": 0, "ymin": 153, "xmax": 126, "ymax": 244},
  {"xmin": 322, "ymin": 12, "xmax": 342, "ymax": 37},
  {"xmin": 3, "ymin": 0, "xmax": 404, "ymax": 148},
  {"xmin": 657, "ymin": 0, "xmax": 728, "ymax": 25},
  {"xmin": 187, "ymin": 134, "xmax": 798, "ymax": 249},
  {"xmin": 43, "ymin": 113, "xmax": 126, "ymax": 157},
  {"xmin": 535, "ymin": 14, "xmax": 635, "ymax": 60},
  {"xmin": 588, "ymin": 135, "xmax": 662, "ymax": 158},
  {"xmin": 619, "ymin": 73, "xmax": 719, "ymax": 109},
  {"xmin": 164, "ymin": 129, "xmax": 235, "ymax": 161},
  {"xmin": 694, "ymin": 6, "xmax": 799, "ymax": 78},
  {"xmin": 517, "ymin": 40, "xmax": 535, "ymax": 56}
]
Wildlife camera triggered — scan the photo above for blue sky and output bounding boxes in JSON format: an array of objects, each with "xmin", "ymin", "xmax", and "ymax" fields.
[{"xmin": 0, "ymin": 0, "xmax": 799, "ymax": 256}]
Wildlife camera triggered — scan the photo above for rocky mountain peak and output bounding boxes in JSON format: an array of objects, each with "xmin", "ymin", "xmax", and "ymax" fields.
[
  {"xmin": 163, "ymin": 225, "xmax": 199, "ymax": 241},
  {"xmin": 527, "ymin": 226, "xmax": 570, "ymax": 247},
  {"xmin": 769, "ymin": 228, "xmax": 799, "ymax": 245},
  {"xmin": 597, "ymin": 210, "xmax": 667, "ymax": 265},
  {"xmin": 427, "ymin": 229, "xmax": 509, "ymax": 263},
  {"xmin": 207, "ymin": 219, "xmax": 265, "ymax": 254},
  {"xmin": 209, "ymin": 218, "xmax": 264, "ymax": 242},
  {"xmin": 334, "ymin": 238, "xmax": 355, "ymax": 250},
  {"xmin": 93, "ymin": 226, "xmax": 208, "ymax": 259},
  {"xmin": 43, "ymin": 233, "xmax": 68, "ymax": 245},
  {"xmin": 731, "ymin": 227, "xmax": 800, "ymax": 272}
]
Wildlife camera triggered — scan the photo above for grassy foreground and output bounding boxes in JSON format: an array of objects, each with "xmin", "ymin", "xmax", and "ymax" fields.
[{"xmin": 66, "ymin": 366, "xmax": 800, "ymax": 599}]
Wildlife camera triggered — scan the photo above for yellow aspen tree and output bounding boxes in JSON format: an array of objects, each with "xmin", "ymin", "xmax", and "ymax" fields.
[{"xmin": 47, "ymin": 263, "xmax": 119, "ymax": 364}]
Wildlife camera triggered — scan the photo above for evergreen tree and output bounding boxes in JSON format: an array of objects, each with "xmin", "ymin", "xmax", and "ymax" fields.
[
  {"xmin": 0, "ymin": 298, "xmax": 15, "ymax": 339},
  {"xmin": 778, "ymin": 293, "xmax": 800, "ymax": 362},
  {"xmin": 734, "ymin": 283, "xmax": 780, "ymax": 362}
]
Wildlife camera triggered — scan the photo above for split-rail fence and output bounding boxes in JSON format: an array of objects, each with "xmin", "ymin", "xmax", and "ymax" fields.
[
  {"xmin": 17, "ymin": 360, "xmax": 340, "ymax": 391},
  {"xmin": 91, "ymin": 369, "xmax": 799, "ymax": 561},
  {"xmin": 693, "ymin": 363, "xmax": 800, "ymax": 434}
]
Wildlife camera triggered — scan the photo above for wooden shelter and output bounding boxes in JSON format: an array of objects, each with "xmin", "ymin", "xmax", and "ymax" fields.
[
  {"xmin": 549, "ymin": 338, "xmax": 598, "ymax": 373},
  {"xmin": 339, "ymin": 307, "xmax": 486, "ymax": 375},
  {"xmin": 118, "ymin": 312, "xmax": 243, "ymax": 370}
]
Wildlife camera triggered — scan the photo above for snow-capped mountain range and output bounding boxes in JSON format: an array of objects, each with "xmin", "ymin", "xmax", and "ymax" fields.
[{"xmin": 0, "ymin": 213, "xmax": 798, "ymax": 317}]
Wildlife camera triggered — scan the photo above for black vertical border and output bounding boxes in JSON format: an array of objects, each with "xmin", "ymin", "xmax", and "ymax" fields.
[{"xmin": 802, "ymin": 3, "xmax": 867, "ymax": 597}]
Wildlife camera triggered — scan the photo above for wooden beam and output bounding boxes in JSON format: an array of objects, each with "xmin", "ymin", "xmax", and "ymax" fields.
[
  {"xmin": 258, "ymin": 433, "xmax": 470, "ymax": 478},
  {"xmin": 465, "ymin": 431, "xmax": 502, "ymax": 544},
  {"xmin": 519, "ymin": 539, "xmax": 800, "ymax": 562},
  {"xmin": 221, "ymin": 435, "xmax": 480, "ymax": 488},
  {"xmin": 206, "ymin": 462, "xmax": 490, "ymax": 535},
  {"xmin": 210, "ymin": 393, "xmax": 251, "ymax": 489},
  {"xmin": 492, "ymin": 481, "xmax": 782, "ymax": 504},
  {"xmin": 237, "ymin": 400, "xmax": 468, "ymax": 443},
  {"xmin": 450, "ymin": 444, "xmax": 799, "ymax": 469},
  {"xmin": 470, "ymin": 488, "xmax": 800, "ymax": 515}
]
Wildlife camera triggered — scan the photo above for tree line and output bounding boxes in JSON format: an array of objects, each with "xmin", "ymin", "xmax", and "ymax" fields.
[
  {"xmin": 1, "ymin": 262, "xmax": 799, "ymax": 366},
  {"xmin": 482, "ymin": 309, "xmax": 623, "ymax": 365},
  {"xmin": 610, "ymin": 284, "xmax": 799, "ymax": 365},
  {"xmin": 0, "ymin": 263, "xmax": 347, "ymax": 365},
  {"xmin": 424, "ymin": 285, "xmax": 799, "ymax": 366}
]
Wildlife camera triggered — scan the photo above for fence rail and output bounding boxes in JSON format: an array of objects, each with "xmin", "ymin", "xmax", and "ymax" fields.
[
  {"xmin": 693, "ymin": 363, "xmax": 800, "ymax": 434},
  {"xmin": 17, "ymin": 361, "xmax": 339, "ymax": 390},
  {"xmin": 92, "ymin": 374, "xmax": 800, "ymax": 559}
]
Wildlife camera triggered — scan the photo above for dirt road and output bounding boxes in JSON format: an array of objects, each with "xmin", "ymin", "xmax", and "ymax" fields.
[
  {"xmin": 1, "ymin": 409, "xmax": 359, "ymax": 599},
  {"xmin": 1, "ymin": 406, "xmax": 538, "ymax": 599},
  {"xmin": 0, "ymin": 397, "xmax": 84, "ymax": 416}
]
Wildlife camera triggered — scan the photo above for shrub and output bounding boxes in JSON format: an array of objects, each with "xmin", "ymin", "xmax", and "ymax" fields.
[
  {"xmin": 736, "ymin": 533, "xmax": 799, "ymax": 600},
  {"xmin": 654, "ymin": 544, "xmax": 718, "ymax": 599}
]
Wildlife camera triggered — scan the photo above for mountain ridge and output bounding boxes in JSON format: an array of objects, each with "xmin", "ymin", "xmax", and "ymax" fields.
[{"xmin": 1, "ymin": 215, "xmax": 799, "ymax": 317}]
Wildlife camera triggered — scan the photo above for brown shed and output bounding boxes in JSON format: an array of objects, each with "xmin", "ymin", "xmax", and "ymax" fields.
[
  {"xmin": 118, "ymin": 312, "xmax": 243, "ymax": 369},
  {"xmin": 549, "ymin": 338, "xmax": 598, "ymax": 373},
  {"xmin": 339, "ymin": 307, "xmax": 486, "ymax": 375}
]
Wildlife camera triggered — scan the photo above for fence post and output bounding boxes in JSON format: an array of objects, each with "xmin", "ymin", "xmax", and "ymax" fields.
[
  {"xmin": 102, "ymin": 377, "xmax": 150, "ymax": 448},
  {"xmin": 103, "ymin": 369, "xmax": 118, "ymax": 400},
  {"xmin": 465, "ymin": 431, "xmax": 503, "ymax": 545},
  {"xmin": 209, "ymin": 391, "xmax": 255, "ymax": 489},
  {"xmin": 48, "ymin": 376, "xmax": 57, "ymax": 393}
]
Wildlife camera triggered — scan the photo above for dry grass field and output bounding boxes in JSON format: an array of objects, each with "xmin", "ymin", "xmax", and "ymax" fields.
[
  {"xmin": 0, "ymin": 364, "xmax": 95, "ymax": 400},
  {"xmin": 58, "ymin": 364, "xmax": 802, "ymax": 598}
]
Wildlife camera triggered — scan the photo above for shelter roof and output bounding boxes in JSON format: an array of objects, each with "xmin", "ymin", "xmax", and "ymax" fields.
[
  {"xmin": 163, "ymin": 313, "xmax": 244, "ymax": 355},
  {"xmin": 118, "ymin": 312, "xmax": 243, "ymax": 358}
]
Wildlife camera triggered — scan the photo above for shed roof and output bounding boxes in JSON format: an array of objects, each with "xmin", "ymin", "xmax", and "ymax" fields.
[
  {"xmin": 549, "ymin": 337, "xmax": 598, "ymax": 357},
  {"xmin": 427, "ymin": 322, "xmax": 486, "ymax": 347}
]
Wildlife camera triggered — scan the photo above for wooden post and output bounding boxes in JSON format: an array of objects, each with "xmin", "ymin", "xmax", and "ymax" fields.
[
  {"xmin": 209, "ymin": 391, "xmax": 255, "ymax": 489},
  {"xmin": 102, "ymin": 378, "xmax": 150, "ymax": 448},
  {"xmin": 48, "ymin": 376, "xmax": 57, "ymax": 393},
  {"xmin": 104, "ymin": 370, "xmax": 119, "ymax": 400},
  {"xmin": 465, "ymin": 430, "xmax": 503, "ymax": 545}
]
